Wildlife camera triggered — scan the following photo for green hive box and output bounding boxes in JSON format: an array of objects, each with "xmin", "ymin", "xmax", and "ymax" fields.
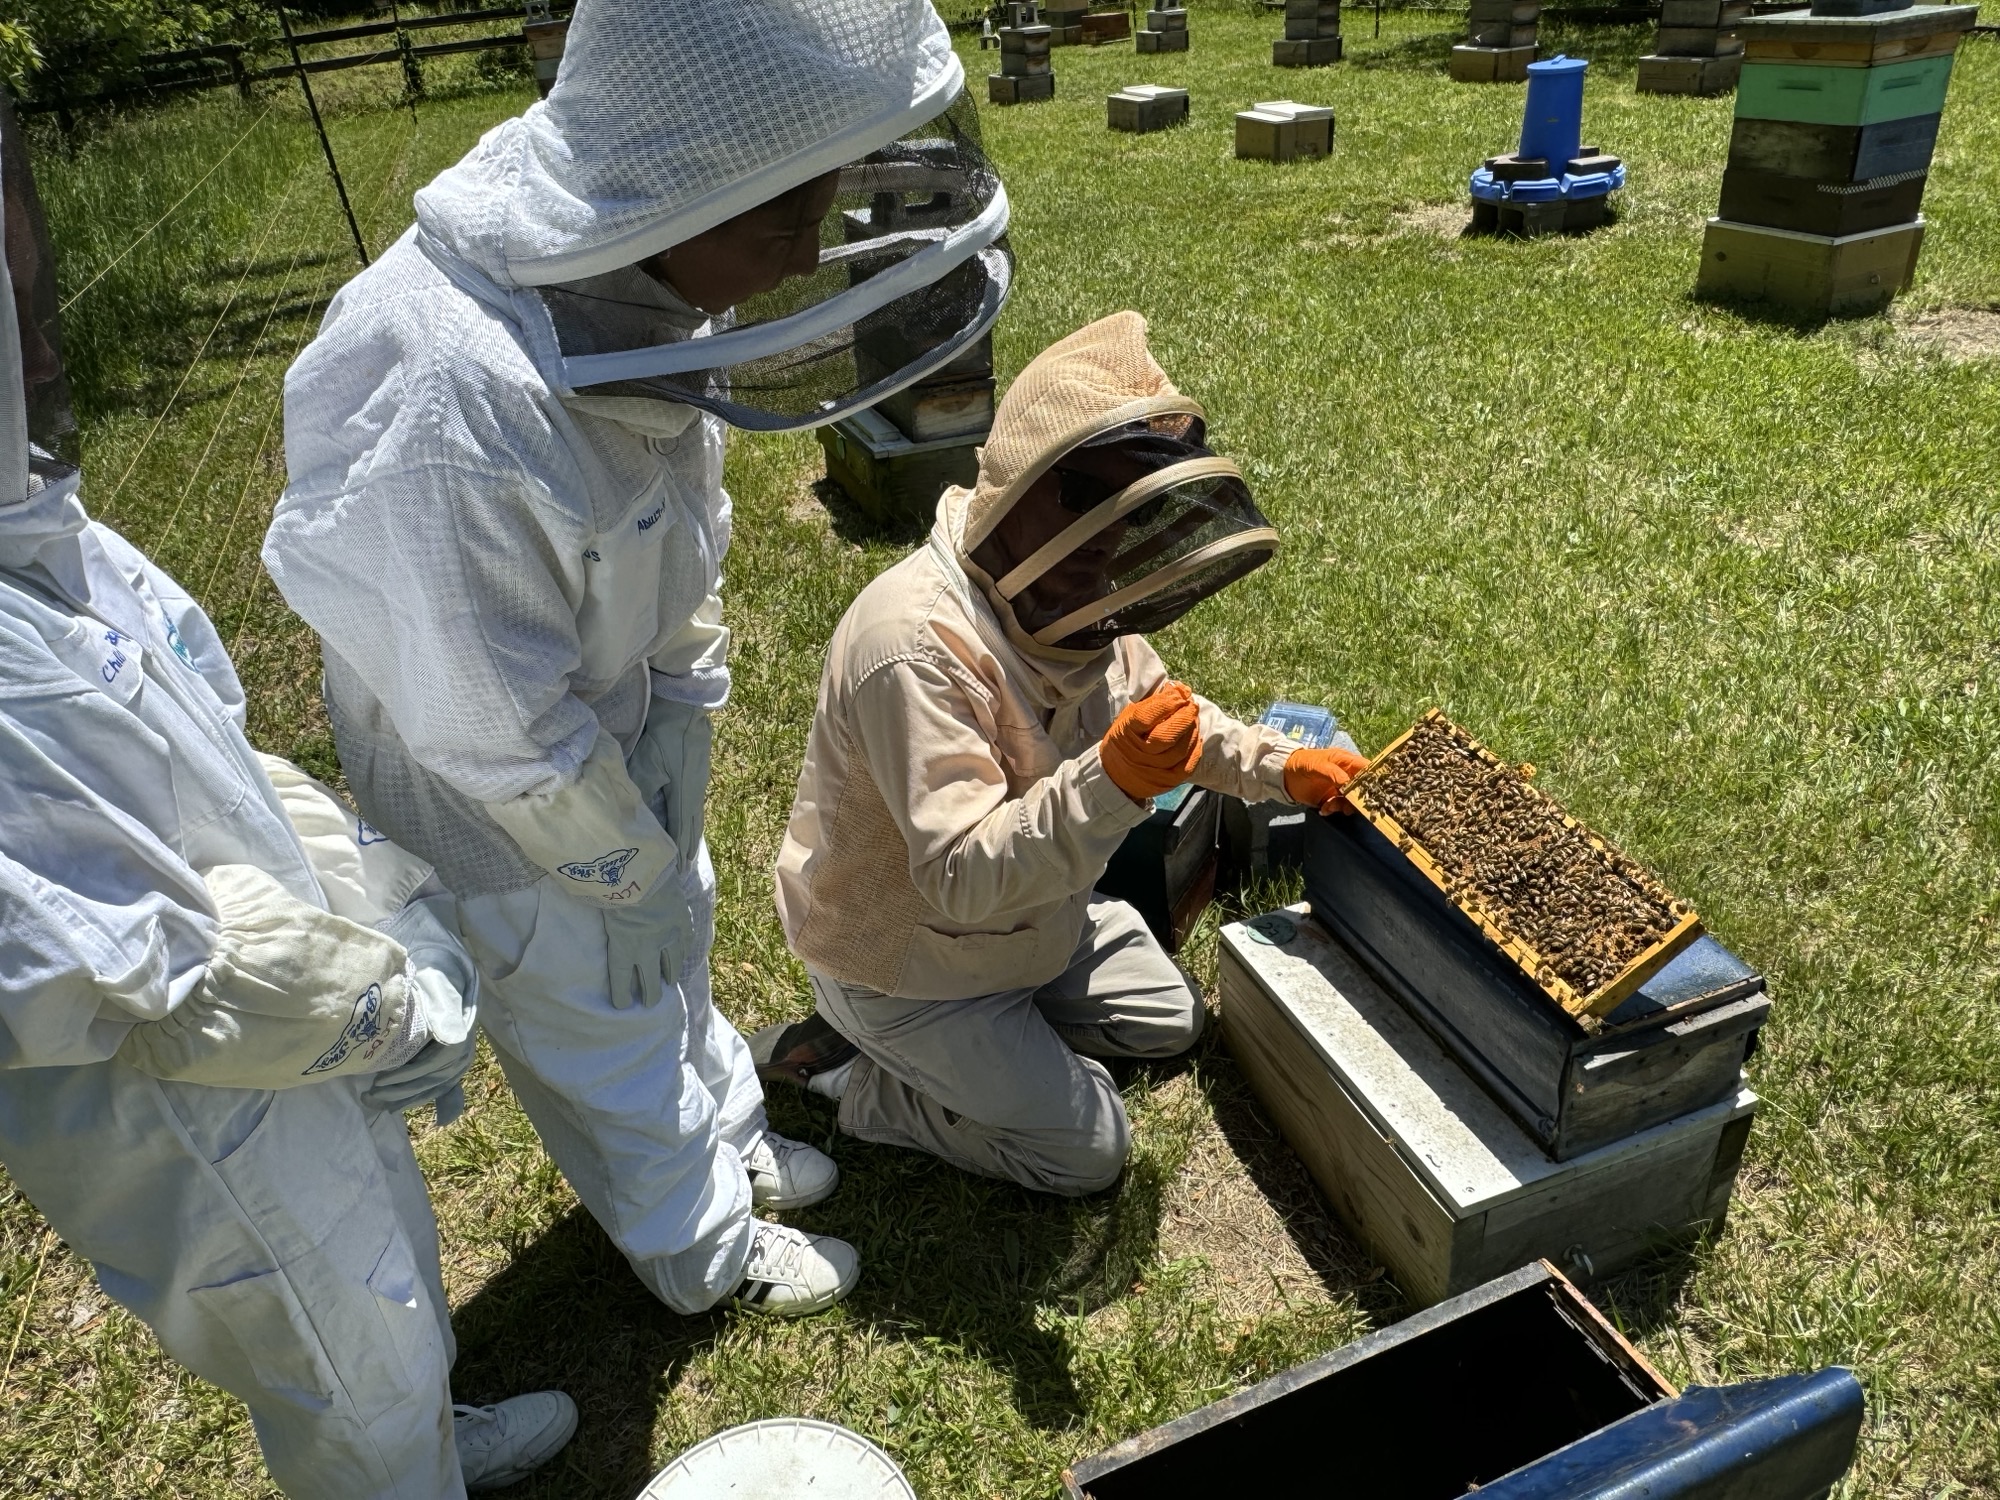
[{"xmin": 1735, "ymin": 52, "xmax": 1954, "ymax": 125}]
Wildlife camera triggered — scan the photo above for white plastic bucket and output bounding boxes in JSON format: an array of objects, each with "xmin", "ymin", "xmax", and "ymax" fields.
[{"xmin": 637, "ymin": 1418, "xmax": 917, "ymax": 1499}]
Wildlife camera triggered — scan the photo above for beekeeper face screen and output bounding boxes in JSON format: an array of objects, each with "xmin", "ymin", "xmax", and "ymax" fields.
[
  {"xmin": 0, "ymin": 92, "xmax": 77, "ymax": 504},
  {"xmin": 537, "ymin": 94, "xmax": 1010, "ymax": 434},
  {"xmin": 648, "ymin": 169, "xmax": 844, "ymax": 317},
  {"xmin": 970, "ymin": 415, "xmax": 1279, "ymax": 652}
]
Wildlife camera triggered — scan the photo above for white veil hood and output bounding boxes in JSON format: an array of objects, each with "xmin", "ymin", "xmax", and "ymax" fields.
[{"xmin": 416, "ymin": 0, "xmax": 964, "ymax": 290}]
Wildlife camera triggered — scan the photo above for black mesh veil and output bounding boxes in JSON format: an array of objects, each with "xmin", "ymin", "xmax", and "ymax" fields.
[
  {"xmin": 972, "ymin": 415, "xmax": 1278, "ymax": 651},
  {"xmin": 536, "ymin": 93, "xmax": 1010, "ymax": 433},
  {"xmin": 0, "ymin": 94, "xmax": 76, "ymax": 498}
]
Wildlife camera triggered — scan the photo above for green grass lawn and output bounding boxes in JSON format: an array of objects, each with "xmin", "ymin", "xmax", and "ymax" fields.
[{"xmin": 6, "ymin": 6, "xmax": 2000, "ymax": 1495}]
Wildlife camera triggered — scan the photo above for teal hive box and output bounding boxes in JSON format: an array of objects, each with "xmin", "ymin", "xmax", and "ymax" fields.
[{"xmin": 1735, "ymin": 51, "xmax": 1953, "ymax": 124}]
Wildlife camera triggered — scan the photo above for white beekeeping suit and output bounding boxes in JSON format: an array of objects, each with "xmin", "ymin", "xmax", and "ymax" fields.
[
  {"xmin": 263, "ymin": 0, "xmax": 1007, "ymax": 1315},
  {"xmin": 0, "ymin": 100, "xmax": 573, "ymax": 1498}
]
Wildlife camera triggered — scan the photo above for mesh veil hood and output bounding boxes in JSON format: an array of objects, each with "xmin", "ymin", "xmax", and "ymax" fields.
[
  {"xmin": 962, "ymin": 312, "xmax": 1190, "ymax": 555},
  {"xmin": 413, "ymin": 0, "xmax": 963, "ymax": 290},
  {"xmin": 959, "ymin": 311, "xmax": 1277, "ymax": 657}
]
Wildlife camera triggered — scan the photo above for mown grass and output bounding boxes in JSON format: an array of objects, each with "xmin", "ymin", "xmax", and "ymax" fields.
[{"xmin": 6, "ymin": 5, "xmax": 2000, "ymax": 1495}]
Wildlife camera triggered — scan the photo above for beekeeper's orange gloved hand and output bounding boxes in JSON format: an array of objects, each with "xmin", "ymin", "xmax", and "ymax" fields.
[
  {"xmin": 1284, "ymin": 745, "xmax": 1372, "ymax": 815},
  {"xmin": 1101, "ymin": 683, "xmax": 1203, "ymax": 803}
]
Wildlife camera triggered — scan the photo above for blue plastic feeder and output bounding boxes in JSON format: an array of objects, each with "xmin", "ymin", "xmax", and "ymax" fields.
[{"xmin": 1469, "ymin": 55, "xmax": 1626, "ymax": 236}]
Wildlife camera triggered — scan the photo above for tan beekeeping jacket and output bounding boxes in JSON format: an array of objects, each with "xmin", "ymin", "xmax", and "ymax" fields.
[{"xmin": 774, "ymin": 489, "xmax": 1296, "ymax": 1000}]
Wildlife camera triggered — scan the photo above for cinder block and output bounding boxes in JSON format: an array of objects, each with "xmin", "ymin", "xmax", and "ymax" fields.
[
  {"xmin": 1136, "ymin": 26, "xmax": 1190, "ymax": 50},
  {"xmin": 1108, "ymin": 84, "xmax": 1190, "ymax": 132},
  {"xmin": 1654, "ymin": 26, "xmax": 1745, "ymax": 56},
  {"xmin": 988, "ymin": 70, "xmax": 1056, "ymax": 104},
  {"xmin": 1449, "ymin": 43, "xmax": 1535, "ymax": 81},
  {"xmin": 1661, "ymin": 0, "xmax": 1748, "ymax": 26},
  {"xmin": 1636, "ymin": 50, "xmax": 1743, "ymax": 92},
  {"xmin": 1273, "ymin": 35, "xmax": 1343, "ymax": 65},
  {"xmin": 1696, "ymin": 215, "xmax": 1924, "ymax": 316},
  {"xmin": 1469, "ymin": 19, "xmax": 1538, "ymax": 46}
]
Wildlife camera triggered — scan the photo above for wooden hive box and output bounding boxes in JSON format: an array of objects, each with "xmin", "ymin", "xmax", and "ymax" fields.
[
  {"xmin": 1304, "ymin": 807, "xmax": 1768, "ymax": 1159},
  {"xmin": 815, "ymin": 406, "xmax": 978, "ymax": 527},
  {"xmin": 1218, "ymin": 907, "xmax": 1756, "ymax": 1303},
  {"xmin": 1095, "ymin": 782, "xmax": 1217, "ymax": 953},
  {"xmin": 1064, "ymin": 1261, "xmax": 1863, "ymax": 1499}
]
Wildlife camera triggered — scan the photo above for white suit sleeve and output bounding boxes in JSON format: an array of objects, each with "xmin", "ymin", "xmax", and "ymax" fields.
[
  {"xmin": 263, "ymin": 458, "xmax": 599, "ymax": 804},
  {"xmin": 0, "ymin": 848, "xmax": 214, "ymax": 1069},
  {"xmin": 848, "ymin": 652, "xmax": 1152, "ymax": 926}
]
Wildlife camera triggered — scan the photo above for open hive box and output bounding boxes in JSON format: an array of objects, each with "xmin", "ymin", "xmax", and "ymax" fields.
[
  {"xmin": 1343, "ymin": 711, "xmax": 1704, "ymax": 1020},
  {"xmin": 1305, "ymin": 712, "xmax": 1767, "ymax": 1160}
]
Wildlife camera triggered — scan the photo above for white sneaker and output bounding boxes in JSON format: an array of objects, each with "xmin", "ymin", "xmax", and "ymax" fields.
[
  {"xmin": 454, "ymin": 1390, "xmax": 578, "ymax": 1491},
  {"xmin": 744, "ymin": 1132, "xmax": 841, "ymax": 1211},
  {"xmin": 734, "ymin": 1221, "xmax": 860, "ymax": 1317}
]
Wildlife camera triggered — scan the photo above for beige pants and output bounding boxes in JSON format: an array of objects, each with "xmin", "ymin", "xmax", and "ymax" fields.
[{"xmin": 807, "ymin": 898, "xmax": 1203, "ymax": 1197}]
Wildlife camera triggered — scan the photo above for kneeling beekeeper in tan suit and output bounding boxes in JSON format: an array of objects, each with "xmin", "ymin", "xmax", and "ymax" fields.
[{"xmin": 754, "ymin": 311, "xmax": 1368, "ymax": 1195}]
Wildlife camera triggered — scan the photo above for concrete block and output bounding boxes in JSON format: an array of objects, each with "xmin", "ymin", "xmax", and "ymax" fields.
[
  {"xmin": 1469, "ymin": 19, "xmax": 1539, "ymax": 46},
  {"xmin": 1637, "ymin": 50, "xmax": 1744, "ymax": 91},
  {"xmin": 1449, "ymin": 43, "xmax": 1535, "ymax": 81},
  {"xmin": 1654, "ymin": 26, "xmax": 1746, "ymax": 56},
  {"xmin": 988, "ymin": 70, "xmax": 1056, "ymax": 104},
  {"xmin": 1136, "ymin": 26, "xmax": 1190, "ymax": 49},
  {"xmin": 1273, "ymin": 35, "xmax": 1343, "ymax": 65}
]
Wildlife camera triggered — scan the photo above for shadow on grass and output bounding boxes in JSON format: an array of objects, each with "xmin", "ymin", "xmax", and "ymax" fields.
[
  {"xmin": 765, "ymin": 1083, "xmax": 1139, "ymax": 1429},
  {"xmin": 811, "ymin": 475, "xmax": 934, "ymax": 550},
  {"xmin": 1190, "ymin": 1038, "xmax": 1410, "ymax": 1326},
  {"xmin": 1589, "ymin": 1238, "xmax": 1710, "ymax": 1340},
  {"xmin": 447, "ymin": 1205, "xmax": 728, "ymax": 1500},
  {"xmin": 1345, "ymin": 30, "xmax": 1460, "ymax": 72}
]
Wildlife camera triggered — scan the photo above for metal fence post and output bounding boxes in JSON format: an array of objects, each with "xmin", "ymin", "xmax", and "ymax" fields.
[{"xmin": 273, "ymin": 2, "xmax": 369, "ymax": 267}]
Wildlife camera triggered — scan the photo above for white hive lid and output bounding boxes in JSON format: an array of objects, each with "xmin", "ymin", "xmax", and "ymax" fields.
[
  {"xmin": 638, "ymin": 1419, "xmax": 916, "ymax": 1500},
  {"xmin": 1254, "ymin": 98, "xmax": 1335, "ymax": 121}
]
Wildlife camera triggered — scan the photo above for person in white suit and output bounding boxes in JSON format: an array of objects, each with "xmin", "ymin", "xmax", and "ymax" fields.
[
  {"xmin": 263, "ymin": 0, "xmax": 1012, "ymax": 1315},
  {"xmin": 0, "ymin": 98, "xmax": 575, "ymax": 1497}
]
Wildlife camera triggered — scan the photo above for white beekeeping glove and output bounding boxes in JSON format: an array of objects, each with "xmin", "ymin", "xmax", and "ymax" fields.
[
  {"xmin": 484, "ymin": 731, "xmax": 693, "ymax": 1008},
  {"xmin": 118, "ymin": 865, "xmax": 431, "ymax": 1089}
]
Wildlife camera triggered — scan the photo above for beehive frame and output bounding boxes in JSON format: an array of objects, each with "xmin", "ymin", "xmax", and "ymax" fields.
[{"xmin": 1343, "ymin": 711, "xmax": 1703, "ymax": 1019}]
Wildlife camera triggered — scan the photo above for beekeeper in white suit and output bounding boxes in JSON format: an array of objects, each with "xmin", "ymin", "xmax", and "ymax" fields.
[
  {"xmin": 0, "ymin": 100, "xmax": 575, "ymax": 1497},
  {"xmin": 263, "ymin": 0, "xmax": 1011, "ymax": 1316}
]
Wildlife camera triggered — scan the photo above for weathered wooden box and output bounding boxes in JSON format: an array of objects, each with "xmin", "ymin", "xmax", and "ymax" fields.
[
  {"xmin": 1219, "ymin": 908, "xmax": 1755, "ymax": 1303},
  {"xmin": 1697, "ymin": 215, "xmax": 1924, "ymax": 316},
  {"xmin": 1303, "ymin": 809, "xmax": 1766, "ymax": 1159},
  {"xmin": 1451, "ymin": 43, "xmax": 1536, "ymax": 81},
  {"xmin": 1096, "ymin": 782, "xmax": 1217, "ymax": 953},
  {"xmin": 1064, "ymin": 1261, "xmax": 1863, "ymax": 1500}
]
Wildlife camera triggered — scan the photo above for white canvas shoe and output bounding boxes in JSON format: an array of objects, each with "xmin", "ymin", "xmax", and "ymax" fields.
[
  {"xmin": 744, "ymin": 1131, "xmax": 841, "ymax": 1211},
  {"xmin": 455, "ymin": 1390, "xmax": 578, "ymax": 1491},
  {"xmin": 734, "ymin": 1222, "xmax": 861, "ymax": 1316}
]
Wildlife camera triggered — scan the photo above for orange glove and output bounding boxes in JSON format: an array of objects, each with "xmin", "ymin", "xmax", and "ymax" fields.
[
  {"xmin": 1283, "ymin": 745, "xmax": 1372, "ymax": 815},
  {"xmin": 1101, "ymin": 682, "xmax": 1203, "ymax": 803}
]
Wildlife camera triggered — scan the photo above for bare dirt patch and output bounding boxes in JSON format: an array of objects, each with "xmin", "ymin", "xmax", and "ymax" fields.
[
  {"xmin": 1154, "ymin": 1067, "xmax": 1383, "ymax": 1322},
  {"xmin": 1390, "ymin": 202, "xmax": 1472, "ymax": 240},
  {"xmin": 1898, "ymin": 307, "xmax": 2000, "ymax": 363}
]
